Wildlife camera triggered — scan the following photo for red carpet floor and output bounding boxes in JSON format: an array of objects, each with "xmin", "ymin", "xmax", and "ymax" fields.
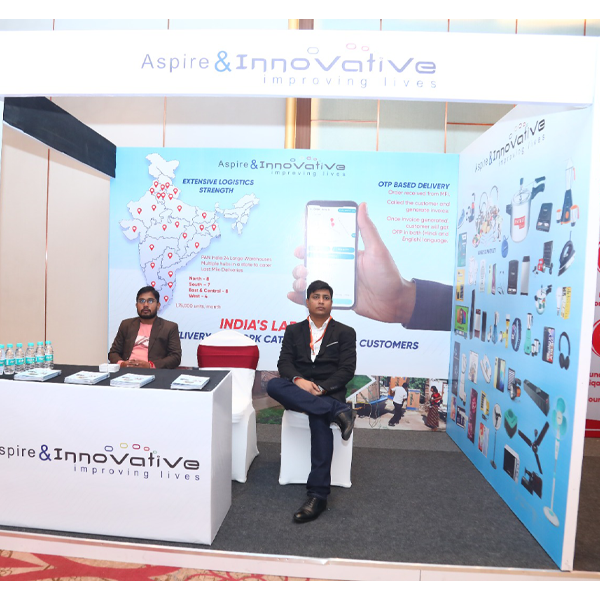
[{"xmin": 0, "ymin": 549, "xmax": 309, "ymax": 581}]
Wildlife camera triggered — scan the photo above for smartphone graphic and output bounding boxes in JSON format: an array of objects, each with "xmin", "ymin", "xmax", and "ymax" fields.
[
  {"xmin": 543, "ymin": 327, "xmax": 555, "ymax": 363},
  {"xmin": 494, "ymin": 357, "xmax": 506, "ymax": 392},
  {"xmin": 305, "ymin": 201, "xmax": 358, "ymax": 309},
  {"xmin": 508, "ymin": 260, "xmax": 519, "ymax": 295}
]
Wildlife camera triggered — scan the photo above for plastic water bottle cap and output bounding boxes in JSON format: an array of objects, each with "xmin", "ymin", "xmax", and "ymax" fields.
[
  {"xmin": 0, "ymin": 344, "xmax": 4, "ymax": 349},
  {"xmin": 37, "ymin": 341, "xmax": 43, "ymax": 345},
  {"xmin": 16, "ymin": 343, "xmax": 23, "ymax": 347},
  {"xmin": 45, "ymin": 341, "xmax": 51, "ymax": 344},
  {"xmin": 28, "ymin": 342, "xmax": 34, "ymax": 347},
  {"xmin": 7, "ymin": 344, "xmax": 13, "ymax": 348}
]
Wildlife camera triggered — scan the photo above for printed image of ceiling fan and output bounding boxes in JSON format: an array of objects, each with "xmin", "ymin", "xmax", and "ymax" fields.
[{"xmin": 518, "ymin": 421, "xmax": 549, "ymax": 474}]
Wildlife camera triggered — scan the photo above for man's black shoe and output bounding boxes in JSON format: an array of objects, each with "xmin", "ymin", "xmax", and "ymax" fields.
[
  {"xmin": 293, "ymin": 497, "xmax": 327, "ymax": 523},
  {"xmin": 334, "ymin": 408, "xmax": 356, "ymax": 441}
]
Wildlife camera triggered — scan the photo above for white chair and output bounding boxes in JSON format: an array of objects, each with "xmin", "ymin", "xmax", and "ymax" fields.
[
  {"xmin": 278, "ymin": 409, "xmax": 353, "ymax": 487},
  {"xmin": 197, "ymin": 331, "xmax": 259, "ymax": 483}
]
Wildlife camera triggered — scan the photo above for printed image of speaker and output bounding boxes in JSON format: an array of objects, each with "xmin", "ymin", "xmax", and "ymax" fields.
[
  {"xmin": 520, "ymin": 256, "xmax": 530, "ymax": 295},
  {"xmin": 559, "ymin": 332, "xmax": 570, "ymax": 370},
  {"xmin": 508, "ymin": 259, "xmax": 519, "ymax": 295}
]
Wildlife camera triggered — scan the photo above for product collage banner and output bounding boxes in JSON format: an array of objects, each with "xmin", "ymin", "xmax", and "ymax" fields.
[
  {"xmin": 447, "ymin": 104, "xmax": 594, "ymax": 569},
  {"xmin": 109, "ymin": 148, "xmax": 458, "ymax": 377}
]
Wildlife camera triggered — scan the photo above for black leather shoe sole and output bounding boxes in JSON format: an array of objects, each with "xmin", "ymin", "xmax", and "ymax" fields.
[{"xmin": 334, "ymin": 408, "xmax": 357, "ymax": 441}]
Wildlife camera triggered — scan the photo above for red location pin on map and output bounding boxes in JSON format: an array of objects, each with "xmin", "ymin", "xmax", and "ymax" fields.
[
  {"xmin": 152, "ymin": 205, "xmax": 156, "ymax": 211},
  {"xmin": 183, "ymin": 233, "xmax": 187, "ymax": 239},
  {"xmin": 177, "ymin": 204, "xmax": 181, "ymax": 211},
  {"xmin": 160, "ymin": 184, "xmax": 165, "ymax": 191},
  {"xmin": 168, "ymin": 252, "xmax": 173, "ymax": 259},
  {"xmin": 173, "ymin": 188, "xmax": 179, "ymax": 195},
  {"xmin": 150, "ymin": 188, "xmax": 155, "ymax": 194},
  {"xmin": 168, "ymin": 271, "xmax": 173, "ymax": 278},
  {"xmin": 137, "ymin": 208, "xmax": 142, "ymax": 214},
  {"xmin": 150, "ymin": 262, "xmax": 155, "ymax": 269},
  {"xmin": 165, "ymin": 182, "xmax": 170, "ymax": 189},
  {"xmin": 151, "ymin": 281, "xmax": 156, "ymax": 287},
  {"xmin": 212, "ymin": 224, "xmax": 217, "ymax": 231},
  {"xmin": 168, "ymin": 282, "xmax": 173, "ymax": 288},
  {"xmin": 175, "ymin": 222, "xmax": 180, "ymax": 228},
  {"xmin": 195, "ymin": 242, "xmax": 199, "ymax": 248},
  {"xmin": 132, "ymin": 226, "xmax": 137, "ymax": 233},
  {"xmin": 199, "ymin": 225, "xmax": 205, "ymax": 231},
  {"xmin": 170, "ymin": 194, "xmax": 174, "ymax": 201},
  {"xmin": 153, "ymin": 181, "xmax": 159, "ymax": 188},
  {"xmin": 202, "ymin": 212, "xmax": 207, "ymax": 219},
  {"xmin": 164, "ymin": 296, "xmax": 169, "ymax": 303},
  {"xmin": 149, "ymin": 244, "xmax": 154, "ymax": 251},
  {"xmin": 162, "ymin": 224, "xmax": 167, "ymax": 231}
]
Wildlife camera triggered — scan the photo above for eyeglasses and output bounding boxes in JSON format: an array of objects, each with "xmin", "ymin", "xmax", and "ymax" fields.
[{"xmin": 137, "ymin": 298, "xmax": 156, "ymax": 305}]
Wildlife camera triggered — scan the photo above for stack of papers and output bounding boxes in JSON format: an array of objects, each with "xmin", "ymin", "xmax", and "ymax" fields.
[
  {"xmin": 64, "ymin": 371, "xmax": 110, "ymax": 385},
  {"xmin": 14, "ymin": 368, "xmax": 62, "ymax": 382},
  {"xmin": 110, "ymin": 373, "xmax": 155, "ymax": 388},
  {"xmin": 170, "ymin": 374, "xmax": 210, "ymax": 390}
]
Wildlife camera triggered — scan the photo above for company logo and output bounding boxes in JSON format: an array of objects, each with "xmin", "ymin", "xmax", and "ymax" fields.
[
  {"xmin": 141, "ymin": 48, "xmax": 436, "ymax": 77},
  {"xmin": 140, "ymin": 43, "xmax": 438, "ymax": 93},
  {"xmin": 217, "ymin": 156, "xmax": 346, "ymax": 178},
  {"xmin": 475, "ymin": 119, "xmax": 546, "ymax": 173},
  {"xmin": 0, "ymin": 441, "xmax": 201, "ymax": 483}
]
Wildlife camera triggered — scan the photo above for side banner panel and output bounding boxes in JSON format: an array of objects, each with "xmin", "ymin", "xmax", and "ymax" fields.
[
  {"xmin": 109, "ymin": 149, "xmax": 458, "ymax": 376},
  {"xmin": 449, "ymin": 104, "xmax": 594, "ymax": 569},
  {"xmin": 586, "ymin": 247, "xmax": 600, "ymax": 437}
]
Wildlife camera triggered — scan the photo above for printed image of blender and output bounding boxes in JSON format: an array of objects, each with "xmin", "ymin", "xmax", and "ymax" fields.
[
  {"xmin": 506, "ymin": 176, "xmax": 546, "ymax": 243},
  {"xmin": 556, "ymin": 160, "xmax": 579, "ymax": 226}
]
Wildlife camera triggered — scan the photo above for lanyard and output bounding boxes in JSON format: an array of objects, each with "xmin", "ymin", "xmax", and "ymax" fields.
[{"xmin": 308, "ymin": 316, "xmax": 331, "ymax": 356}]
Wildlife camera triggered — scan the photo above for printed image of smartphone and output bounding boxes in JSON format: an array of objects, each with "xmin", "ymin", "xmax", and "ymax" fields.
[
  {"xmin": 305, "ymin": 200, "xmax": 358, "ymax": 309},
  {"xmin": 498, "ymin": 358, "xmax": 506, "ymax": 393},
  {"xmin": 508, "ymin": 260, "xmax": 519, "ymax": 295},
  {"xmin": 495, "ymin": 358, "xmax": 506, "ymax": 392},
  {"xmin": 543, "ymin": 327, "xmax": 555, "ymax": 363}
]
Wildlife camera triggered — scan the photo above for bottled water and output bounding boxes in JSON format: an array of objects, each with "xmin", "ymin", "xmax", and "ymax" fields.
[
  {"xmin": 36, "ymin": 341, "xmax": 46, "ymax": 365},
  {"xmin": 14, "ymin": 343, "xmax": 25, "ymax": 373},
  {"xmin": 45, "ymin": 341, "xmax": 54, "ymax": 369},
  {"xmin": 5, "ymin": 344, "xmax": 15, "ymax": 376},
  {"xmin": 25, "ymin": 342, "xmax": 36, "ymax": 367},
  {"xmin": 0, "ymin": 344, "xmax": 5, "ymax": 375}
]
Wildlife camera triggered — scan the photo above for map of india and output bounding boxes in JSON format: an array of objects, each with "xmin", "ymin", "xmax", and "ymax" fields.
[{"xmin": 120, "ymin": 153, "xmax": 259, "ymax": 308}]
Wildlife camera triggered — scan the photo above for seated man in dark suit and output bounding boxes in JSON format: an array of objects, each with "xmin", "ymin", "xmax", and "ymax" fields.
[
  {"xmin": 267, "ymin": 280, "xmax": 357, "ymax": 523},
  {"xmin": 108, "ymin": 286, "xmax": 182, "ymax": 369}
]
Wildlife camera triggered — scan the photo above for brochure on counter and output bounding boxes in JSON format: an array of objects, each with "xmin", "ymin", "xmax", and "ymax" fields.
[
  {"xmin": 14, "ymin": 368, "xmax": 62, "ymax": 382},
  {"xmin": 64, "ymin": 371, "xmax": 110, "ymax": 385},
  {"xmin": 110, "ymin": 373, "xmax": 155, "ymax": 388},
  {"xmin": 170, "ymin": 374, "xmax": 210, "ymax": 390}
]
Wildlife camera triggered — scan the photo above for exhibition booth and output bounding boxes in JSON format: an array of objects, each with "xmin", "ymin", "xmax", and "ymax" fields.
[{"xmin": 0, "ymin": 28, "xmax": 599, "ymax": 577}]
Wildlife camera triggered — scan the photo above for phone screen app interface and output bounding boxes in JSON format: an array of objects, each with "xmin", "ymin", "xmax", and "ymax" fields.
[{"xmin": 306, "ymin": 204, "xmax": 357, "ymax": 307}]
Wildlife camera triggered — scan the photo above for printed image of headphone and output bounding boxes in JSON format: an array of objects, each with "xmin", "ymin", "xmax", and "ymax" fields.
[{"xmin": 559, "ymin": 332, "xmax": 570, "ymax": 370}]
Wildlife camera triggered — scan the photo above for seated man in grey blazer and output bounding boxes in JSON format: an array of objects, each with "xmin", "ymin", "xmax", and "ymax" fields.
[
  {"xmin": 267, "ymin": 280, "xmax": 357, "ymax": 523},
  {"xmin": 109, "ymin": 286, "xmax": 182, "ymax": 369}
]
